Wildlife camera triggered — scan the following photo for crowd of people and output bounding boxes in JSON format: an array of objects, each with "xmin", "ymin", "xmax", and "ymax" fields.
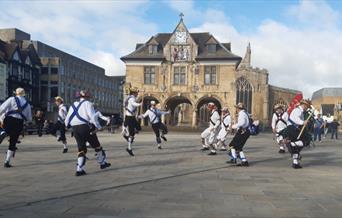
[{"xmin": 0, "ymin": 87, "xmax": 341, "ymax": 176}]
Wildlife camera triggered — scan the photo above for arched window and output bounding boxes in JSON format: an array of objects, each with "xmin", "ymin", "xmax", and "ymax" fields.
[{"xmin": 236, "ymin": 77, "xmax": 253, "ymax": 113}]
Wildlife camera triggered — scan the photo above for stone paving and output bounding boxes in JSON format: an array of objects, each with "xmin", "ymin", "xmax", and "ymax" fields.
[{"xmin": 0, "ymin": 131, "xmax": 341, "ymax": 218}]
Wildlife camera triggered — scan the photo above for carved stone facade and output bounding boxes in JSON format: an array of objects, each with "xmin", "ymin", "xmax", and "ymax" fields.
[{"xmin": 121, "ymin": 18, "xmax": 298, "ymax": 128}]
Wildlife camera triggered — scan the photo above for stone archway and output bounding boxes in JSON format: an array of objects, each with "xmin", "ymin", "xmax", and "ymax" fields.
[
  {"xmin": 196, "ymin": 96, "xmax": 222, "ymax": 127},
  {"xmin": 165, "ymin": 95, "xmax": 193, "ymax": 126}
]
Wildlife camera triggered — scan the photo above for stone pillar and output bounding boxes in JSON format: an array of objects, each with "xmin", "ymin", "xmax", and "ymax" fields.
[
  {"xmin": 161, "ymin": 114, "xmax": 166, "ymax": 124},
  {"xmin": 192, "ymin": 110, "xmax": 197, "ymax": 128},
  {"xmin": 177, "ymin": 109, "xmax": 182, "ymax": 126}
]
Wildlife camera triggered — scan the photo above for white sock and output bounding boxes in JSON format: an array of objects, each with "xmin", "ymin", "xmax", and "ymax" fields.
[
  {"xmin": 231, "ymin": 148, "xmax": 237, "ymax": 159},
  {"xmin": 157, "ymin": 144, "xmax": 161, "ymax": 148},
  {"xmin": 291, "ymin": 141, "xmax": 303, "ymax": 147},
  {"xmin": 63, "ymin": 143, "xmax": 67, "ymax": 149},
  {"xmin": 96, "ymin": 150, "xmax": 106, "ymax": 165},
  {"xmin": 239, "ymin": 151, "xmax": 247, "ymax": 161},
  {"xmin": 128, "ymin": 137, "xmax": 132, "ymax": 150},
  {"xmin": 5, "ymin": 150, "xmax": 13, "ymax": 163},
  {"xmin": 280, "ymin": 145, "xmax": 285, "ymax": 150},
  {"xmin": 292, "ymin": 154, "xmax": 299, "ymax": 164},
  {"xmin": 77, "ymin": 156, "xmax": 85, "ymax": 171}
]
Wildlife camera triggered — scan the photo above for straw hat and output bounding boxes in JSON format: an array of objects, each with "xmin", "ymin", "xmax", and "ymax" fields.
[
  {"xmin": 15, "ymin": 88, "xmax": 25, "ymax": 96},
  {"xmin": 222, "ymin": 107, "xmax": 229, "ymax": 113},
  {"xmin": 150, "ymin": 100, "xmax": 156, "ymax": 105},
  {"xmin": 79, "ymin": 90, "xmax": 91, "ymax": 98},
  {"xmin": 235, "ymin": 102, "xmax": 245, "ymax": 109},
  {"xmin": 299, "ymin": 99, "xmax": 311, "ymax": 107},
  {"xmin": 129, "ymin": 87, "xmax": 139, "ymax": 94},
  {"xmin": 54, "ymin": 96, "xmax": 64, "ymax": 102},
  {"xmin": 274, "ymin": 104, "xmax": 284, "ymax": 110}
]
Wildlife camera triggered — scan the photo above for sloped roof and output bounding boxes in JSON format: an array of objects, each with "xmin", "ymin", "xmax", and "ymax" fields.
[
  {"xmin": 312, "ymin": 88, "xmax": 342, "ymax": 100},
  {"xmin": 121, "ymin": 32, "xmax": 241, "ymax": 62}
]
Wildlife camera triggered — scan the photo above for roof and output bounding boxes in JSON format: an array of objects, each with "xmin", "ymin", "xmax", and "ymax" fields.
[
  {"xmin": 121, "ymin": 32, "xmax": 241, "ymax": 62},
  {"xmin": 312, "ymin": 88, "xmax": 342, "ymax": 100}
]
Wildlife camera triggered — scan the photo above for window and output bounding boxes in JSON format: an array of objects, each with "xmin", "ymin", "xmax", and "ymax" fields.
[
  {"xmin": 24, "ymin": 67, "xmax": 31, "ymax": 80},
  {"xmin": 208, "ymin": 44, "xmax": 216, "ymax": 53},
  {"xmin": 41, "ymin": 67, "xmax": 48, "ymax": 74},
  {"xmin": 204, "ymin": 66, "xmax": 217, "ymax": 85},
  {"xmin": 144, "ymin": 66, "xmax": 155, "ymax": 84},
  {"xmin": 236, "ymin": 77, "xmax": 253, "ymax": 113},
  {"xmin": 173, "ymin": 66, "xmax": 186, "ymax": 85},
  {"xmin": 11, "ymin": 63, "xmax": 19, "ymax": 77},
  {"xmin": 148, "ymin": 45, "xmax": 158, "ymax": 55}
]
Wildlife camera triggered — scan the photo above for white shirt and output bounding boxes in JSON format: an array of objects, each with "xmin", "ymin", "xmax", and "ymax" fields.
[
  {"xmin": 64, "ymin": 98, "xmax": 100, "ymax": 128},
  {"xmin": 141, "ymin": 108, "xmax": 170, "ymax": 124},
  {"xmin": 209, "ymin": 110, "xmax": 221, "ymax": 129},
  {"xmin": 221, "ymin": 114, "xmax": 232, "ymax": 129},
  {"xmin": 271, "ymin": 111, "xmax": 288, "ymax": 132},
  {"xmin": 232, "ymin": 110, "xmax": 249, "ymax": 129},
  {"xmin": 288, "ymin": 106, "xmax": 304, "ymax": 126},
  {"xmin": 57, "ymin": 104, "xmax": 67, "ymax": 122},
  {"xmin": 0, "ymin": 96, "xmax": 32, "ymax": 122},
  {"xmin": 125, "ymin": 95, "xmax": 141, "ymax": 116}
]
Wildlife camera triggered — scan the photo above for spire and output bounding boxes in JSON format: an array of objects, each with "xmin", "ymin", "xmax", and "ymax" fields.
[
  {"xmin": 238, "ymin": 42, "xmax": 251, "ymax": 69},
  {"xmin": 179, "ymin": 12, "xmax": 184, "ymax": 21}
]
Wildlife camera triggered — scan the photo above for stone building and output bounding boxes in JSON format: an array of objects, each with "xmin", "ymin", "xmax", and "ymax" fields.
[
  {"xmin": 121, "ymin": 17, "xmax": 298, "ymax": 128},
  {"xmin": 312, "ymin": 87, "xmax": 342, "ymax": 121},
  {"xmin": 0, "ymin": 28, "xmax": 123, "ymax": 116},
  {"xmin": 0, "ymin": 38, "xmax": 41, "ymax": 108}
]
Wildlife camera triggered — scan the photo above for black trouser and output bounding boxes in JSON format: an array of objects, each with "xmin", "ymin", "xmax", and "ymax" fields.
[
  {"xmin": 37, "ymin": 122, "xmax": 44, "ymax": 136},
  {"xmin": 50, "ymin": 121, "xmax": 66, "ymax": 142},
  {"xmin": 124, "ymin": 116, "xmax": 141, "ymax": 137},
  {"xmin": 286, "ymin": 125, "xmax": 304, "ymax": 154},
  {"xmin": 229, "ymin": 128, "xmax": 250, "ymax": 151},
  {"xmin": 72, "ymin": 124, "xmax": 100, "ymax": 154},
  {"xmin": 3, "ymin": 116, "xmax": 24, "ymax": 151},
  {"xmin": 152, "ymin": 122, "xmax": 168, "ymax": 143}
]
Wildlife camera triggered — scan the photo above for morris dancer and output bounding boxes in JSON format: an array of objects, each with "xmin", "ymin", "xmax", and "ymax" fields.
[
  {"xmin": 227, "ymin": 102, "xmax": 250, "ymax": 166},
  {"xmin": 286, "ymin": 99, "xmax": 311, "ymax": 169},
  {"xmin": 123, "ymin": 87, "xmax": 141, "ymax": 156},
  {"xmin": 65, "ymin": 90, "xmax": 111, "ymax": 176},
  {"xmin": 215, "ymin": 107, "xmax": 231, "ymax": 151},
  {"xmin": 50, "ymin": 96, "xmax": 68, "ymax": 153},
  {"xmin": 139, "ymin": 100, "xmax": 170, "ymax": 149},
  {"xmin": 200, "ymin": 102, "xmax": 220, "ymax": 155},
  {"xmin": 0, "ymin": 88, "xmax": 32, "ymax": 168},
  {"xmin": 271, "ymin": 104, "xmax": 288, "ymax": 153}
]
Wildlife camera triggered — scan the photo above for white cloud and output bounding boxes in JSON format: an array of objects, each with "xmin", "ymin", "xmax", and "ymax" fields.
[{"xmin": 184, "ymin": 1, "xmax": 342, "ymax": 98}]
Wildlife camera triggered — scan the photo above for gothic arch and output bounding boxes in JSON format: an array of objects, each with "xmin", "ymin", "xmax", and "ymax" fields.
[
  {"xmin": 195, "ymin": 95, "xmax": 222, "ymax": 127},
  {"xmin": 236, "ymin": 77, "xmax": 253, "ymax": 113}
]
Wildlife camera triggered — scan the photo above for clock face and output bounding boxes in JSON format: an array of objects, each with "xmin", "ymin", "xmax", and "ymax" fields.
[{"xmin": 175, "ymin": 31, "xmax": 187, "ymax": 44}]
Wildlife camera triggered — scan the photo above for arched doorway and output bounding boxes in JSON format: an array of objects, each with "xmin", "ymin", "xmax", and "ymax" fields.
[
  {"xmin": 165, "ymin": 96, "xmax": 193, "ymax": 126},
  {"xmin": 236, "ymin": 77, "xmax": 253, "ymax": 113},
  {"xmin": 196, "ymin": 96, "xmax": 222, "ymax": 127}
]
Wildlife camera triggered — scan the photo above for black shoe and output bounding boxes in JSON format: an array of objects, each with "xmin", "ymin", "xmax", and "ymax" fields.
[
  {"xmin": 75, "ymin": 170, "xmax": 87, "ymax": 176},
  {"xmin": 241, "ymin": 161, "xmax": 249, "ymax": 167},
  {"xmin": 158, "ymin": 146, "xmax": 162, "ymax": 150},
  {"xmin": 220, "ymin": 148, "xmax": 227, "ymax": 151},
  {"xmin": 292, "ymin": 164, "xmax": 302, "ymax": 169},
  {"xmin": 63, "ymin": 148, "xmax": 68, "ymax": 153},
  {"xmin": 226, "ymin": 158, "xmax": 237, "ymax": 164},
  {"xmin": 57, "ymin": 137, "xmax": 62, "ymax": 142},
  {"xmin": 278, "ymin": 149, "xmax": 285, "ymax": 153},
  {"xmin": 126, "ymin": 148, "xmax": 134, "ymax": 156},
  {"xmin": 161, "ymin": 135, "xmax": 167, "ymax": 141},
  {"xmin": 17, "ymin": 140, "xmax": 21, "ymax": 144},
  {"xmin": 208, "ymin": 151, "xmax": 217, "ymax": 155},
  {"xmin": 4, "ymin": 162, "xmax": 12, "ymax": 168},
  {"xmin": 201, "ymin": 147, "xmax": 209, "ymax": 151},
  {"xmin": 100, "ymin": 162, "xmax": 111, "ymax": 169}
]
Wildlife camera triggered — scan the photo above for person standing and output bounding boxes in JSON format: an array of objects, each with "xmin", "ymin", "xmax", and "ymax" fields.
[
  {"xmin": 330, "ymin": 119, "xmax": 340, "ymax": 139},
  {"xmin": 286, "ymin": 99, "xmax": 311, "ymax": 169},
  {"xmin": 215, "ymin": 107, "xmax": 231, "ymax": 151},
  {"xmin": 139, "ymin": 101, "xmax": 170, "ymax": 149},
  {"xmin": 65, "ymin": 90, "xmax": 111, "ymax": 176},
  {"xmin": 271, "ymin": 104, "xmax": 289, "ymax": 153},
  {"xmin": 313, "ymin": 113, "xmax": 324, "ymax": 142},
  {"xmin": 35, "ymin": 110, "xmax": 45, "ymax": 137},
  {"xmin": 226, "ymin": 102, "xmax": 250, "ymax": 166},
  {"xmin": 0, "ymin": 88, "xmax": 32, "ymax": 168},
  {"xmin": 50, "ymin": 96, "xmax": 68, "ymax": 153},
  {"xmin": 123, "ymin": 87, "xmax": 141, "ymax": 156},
  {"xmin": 200, "ymin": 102, "xmax": 221, "ymax": 155}
]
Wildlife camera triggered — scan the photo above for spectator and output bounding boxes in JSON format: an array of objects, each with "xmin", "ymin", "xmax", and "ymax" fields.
[
  {"xmin": 330, "ymin": 119, "xmax": 340, "ymax": 139},
  {"xmin": 35, "ymin": 110, "xmax": 45, "ymax": 137},
  {"xmin": 313, "ymin": 113, "xmax": 324, "ymax": 142}
]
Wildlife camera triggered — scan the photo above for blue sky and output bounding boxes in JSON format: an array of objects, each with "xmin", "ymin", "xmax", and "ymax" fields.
[{"xmin": 0, "ymin": 0, "xmax": 342, "ymax": 97}]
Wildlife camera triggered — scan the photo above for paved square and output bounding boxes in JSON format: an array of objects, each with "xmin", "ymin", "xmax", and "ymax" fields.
[{"xmin": 0, "ymin": 131, "xmax": 341, "ymax": 218}]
